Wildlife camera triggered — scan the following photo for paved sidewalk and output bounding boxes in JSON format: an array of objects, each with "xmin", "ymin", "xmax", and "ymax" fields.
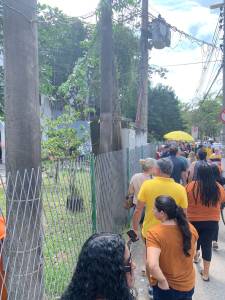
[
  {"xmin": 133, "ymin": 221, "xmax": 225, "ymax": 300},
  {"xmin": 132, "ymin": 238, "xmax": 149, "ymax": 300}
]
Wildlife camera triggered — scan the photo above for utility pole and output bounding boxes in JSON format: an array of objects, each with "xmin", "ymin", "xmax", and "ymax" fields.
[
  {"xmin": 210, "ymin": 1, "xmax": 225, "ymax": 170},
  {"xmin": 99, "ymin": 0, "xmax": 113, "ymax": 153},
  {"xmin": 135, "ymin": 0, "xmax": 149, "ymax": 146},
  {"xmin": 3, "ymin": 0, "xmax": 43, "ymax": 299}
]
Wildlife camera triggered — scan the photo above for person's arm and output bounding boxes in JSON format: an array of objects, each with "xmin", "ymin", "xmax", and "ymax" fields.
[
  {"xmin": 128, "ymin": 181, "xmax": 135, "ymax": 195},
  {"xmin": 219, "ymin": 185, "xmax": 225, "ymax": 203},
  {"xmin": 146, "ymin": 247, "xmax": 169, "ymax": 290},
  {"xmin": 132, "ymin": 201, "xmax": 145, "ymax": 236},
  {"xmin": 187, "ymin": 162, "xmax": 195, "ymax": 183},
  {"xmin": 180, "ymin": 186, "xmax": 188, "ymax": 215},
  {"xmin": 181, "ymin": 171, "xmax": 187, "ymax": 185}
]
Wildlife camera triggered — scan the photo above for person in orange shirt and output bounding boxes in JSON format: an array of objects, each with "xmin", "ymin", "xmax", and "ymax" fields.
[
  {"xmin": 186, "ymin": 164, "xmax": 225, "ymax": 281},
  {"xmin": 0, "ymin": 215, "xmax": 6, "ymax": 300},
  {"xmin": 146, "ymin": 196, "xmax": 198, "ymax": 300}
]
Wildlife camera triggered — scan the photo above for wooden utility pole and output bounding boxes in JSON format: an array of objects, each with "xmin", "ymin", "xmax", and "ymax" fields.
[
  {"xmin": 135, "ymin": 0, "xmax": 149, "ymax": 146},
  {"xmin": 99, "ymin": 0, "xmax": 113, "ymax": 153},
  {"xmin": 3, "ymin": 0, "xmax": 43, "ymax": 299}
]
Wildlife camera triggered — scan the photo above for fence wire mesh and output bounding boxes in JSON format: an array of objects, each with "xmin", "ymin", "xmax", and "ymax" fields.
[{"xmin": 0, "ymin": 143, "xmax": 158, "ymax": 299}]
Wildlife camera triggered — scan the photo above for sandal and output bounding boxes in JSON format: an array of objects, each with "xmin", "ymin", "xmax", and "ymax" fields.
[{"xmin": 200, "ymin": 270, "xmax": 210, "ymax": 282}]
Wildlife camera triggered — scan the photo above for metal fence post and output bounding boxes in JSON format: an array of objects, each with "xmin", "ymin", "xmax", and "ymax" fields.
[
  {"xmin": 141, "ymin": 145, "xmax": 144, "ymax": 158},
  {"xmin": 126, "ymin": 148, "xmax": 130, "ymax": 189},
  {"xmin": 90, "ymin": 154, "xmax": 97, "ymax": 233}
]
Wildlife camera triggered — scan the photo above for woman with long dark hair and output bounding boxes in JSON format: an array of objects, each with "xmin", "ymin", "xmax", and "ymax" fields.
[
  {"xmin": 146, "ymin": 196, "xmax": 198, "ymax": 300},
  {"xmin": 186, "ymin": 164, "xmax": 225, "ymax": 281},
  {"xmin": 211, "ymin": 164, "xmax": 225, "ymax": 249},
  {"xmin": 61, "ymin": 233, "xmax": 136, "ymax": 300}
]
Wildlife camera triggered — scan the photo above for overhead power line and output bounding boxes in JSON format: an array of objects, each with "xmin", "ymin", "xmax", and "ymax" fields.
[
  {"xmin": 195, "ymin": 14, "xmax": 222, "ymax": 97},
  {"xmin": 148, "ymin": 11, "xmax": 219, "ymax": 49},
  {"xmin": 159, "ymin": 59, "xmax": 222, "ymax": 68},
  {"xmin": 203, "ymin": 64, "xmax": 223, "ymax": 100},
  {"xmin": 214, "ymin": 87, "xmax": 222, "ymax": 99}
]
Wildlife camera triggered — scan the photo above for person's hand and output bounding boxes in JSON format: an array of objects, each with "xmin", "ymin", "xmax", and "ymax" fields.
[
  {"xmin": 133, "ymin": 229, "xmax": 138, "ymax": 238},
  {"xmin": 158, "ymin": 279, "xmax": 169, "ymax": 290}
]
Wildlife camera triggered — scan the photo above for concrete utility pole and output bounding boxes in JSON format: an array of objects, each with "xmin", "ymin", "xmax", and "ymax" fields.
[
  {"xmin": 210, "ymin": 1, "xmax": 225, "ymax": 169},
  {"xmin": 99, "ymin": 0, "xmax": 113, "ymax": 153},
  {"xmin": 135, "ymin": 0, "xmax": 149, "ymax": 146},
  {"xmin": 3, "ymin": 0, "xmax": 43, "ymax": 299}
]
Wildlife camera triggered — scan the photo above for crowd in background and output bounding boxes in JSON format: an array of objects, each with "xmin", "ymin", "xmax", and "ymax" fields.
[{"xmin": 60, "ymin": 141, "xmax": 225, "ymax": 300}]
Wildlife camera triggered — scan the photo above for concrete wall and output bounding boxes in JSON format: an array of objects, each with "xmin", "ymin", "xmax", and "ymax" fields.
[{"xmin": 121, "ymin": 128, "xmax": 136, "ymax": 149}]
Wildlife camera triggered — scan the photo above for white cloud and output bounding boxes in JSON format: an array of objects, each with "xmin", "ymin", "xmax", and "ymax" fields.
[
  {"xmin": 150, "ymin": 0, "xmax": 221, "ymax": 101},
  {"xmin": 38, "ymin": 0, "xmax": 222, "ymax": 102},
  {"xmin": 38, "ymin": 0, "xmax": 99, "ymax": 17}
]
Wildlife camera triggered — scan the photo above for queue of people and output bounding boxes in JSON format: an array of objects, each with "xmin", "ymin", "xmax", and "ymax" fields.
[{"xmin": 60, "ymin": 143, "xmax": 225, "ymax": 300}]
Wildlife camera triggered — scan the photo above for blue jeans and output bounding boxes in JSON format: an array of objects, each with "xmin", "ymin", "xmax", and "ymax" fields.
[{"xmin": 153, "ymin": 286, "xmax": 194, "ymax": 300}]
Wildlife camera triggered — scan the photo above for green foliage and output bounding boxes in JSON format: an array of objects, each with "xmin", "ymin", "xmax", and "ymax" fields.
[
  {"xmin": 112, "ymin": 0, "xmax": 140, "ymax": 11},
  {"xmin": 148, "ymin": 84, "xmax": 184, "ymax": 140},
  {"xmin": 38, "ymin": 4, "xmax": 87, "ymax": 95},
  {"xmin": 114, "ymin": 23, "xmax": 139, "ymax": 119},
  {"xmin": 42, "ymin": 105, "xmax": 83, "ymax": 159},
  {"xmin": 181, "ymin": 97, "xmax": 222, "ymax": 139}
]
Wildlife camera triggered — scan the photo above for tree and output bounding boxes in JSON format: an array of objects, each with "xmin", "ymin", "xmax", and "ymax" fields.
[
  {"xmin": 38, "ymin": 4, "xmax": 87, "ymax": 95},
  {"xmin": 148, "ymin": 84, "xmax": 184, "ymax": 140},
  {"xmin": 42, "ymin": 105, "xmax": 84, "ymax": 160},
  {"xmin": 181, "ymin": 97, "xmax": 222, "ymax": 139}
]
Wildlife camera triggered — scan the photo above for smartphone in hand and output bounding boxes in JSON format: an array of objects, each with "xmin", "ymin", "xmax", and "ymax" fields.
[{"xmin": 127, "ymin": 229, "xmax": 139, "ymax": 242}]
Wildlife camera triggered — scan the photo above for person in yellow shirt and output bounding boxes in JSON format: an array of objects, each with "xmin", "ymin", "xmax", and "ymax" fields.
[
  {"xmin": 205, "ymin": 145, "xmax": 213, "ymax": 160},
  {"xmin": 132, "ymin": 158, "xmax": 188, "ymax": 239}
]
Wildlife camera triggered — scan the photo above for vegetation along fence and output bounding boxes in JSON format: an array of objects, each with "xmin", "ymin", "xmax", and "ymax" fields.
[{"xmin": 0, "ymin": 143, "xmax": 158, "ymax": 299}]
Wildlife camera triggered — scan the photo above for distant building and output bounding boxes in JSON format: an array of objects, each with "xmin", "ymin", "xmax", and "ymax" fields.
[{"xmin": 41, "ymin": 95, "xmax": 92, "ymax": 154}]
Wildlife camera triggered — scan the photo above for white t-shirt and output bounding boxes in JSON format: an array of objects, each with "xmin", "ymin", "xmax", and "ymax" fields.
[{"xmin": 129, "ymin": 173, "xmax": 151, "ymax": 205}]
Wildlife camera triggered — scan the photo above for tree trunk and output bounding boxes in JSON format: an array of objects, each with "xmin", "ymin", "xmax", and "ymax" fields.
[{"xmin": 99, "ymin": 0, "xmax": 113, "ymax": 153}]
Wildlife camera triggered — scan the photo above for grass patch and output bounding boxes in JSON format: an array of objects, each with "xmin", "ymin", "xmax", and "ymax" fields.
[{"xmin": 0, "ymin": 167, "xmax": 93, "ymax": 299}]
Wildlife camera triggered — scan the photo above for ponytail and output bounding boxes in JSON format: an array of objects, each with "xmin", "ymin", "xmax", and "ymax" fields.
[
  {"xmin": 155, "ymin": 196, "xmax": 192, "ymax": 257},
  {"xmin": 175, "ymin": 207, "xmax": 192, "ymax": 257}
]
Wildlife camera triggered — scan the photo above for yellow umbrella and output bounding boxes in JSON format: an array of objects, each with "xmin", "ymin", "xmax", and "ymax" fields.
[{"xmin": 164, "ymin": 131, "xmax": 194, "ymax": 142}]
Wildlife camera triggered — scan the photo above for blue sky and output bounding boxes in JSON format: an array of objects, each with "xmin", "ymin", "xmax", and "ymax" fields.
[{"xmin": 39, "ymin": 0, "xmax": 222, "ymax": 102}]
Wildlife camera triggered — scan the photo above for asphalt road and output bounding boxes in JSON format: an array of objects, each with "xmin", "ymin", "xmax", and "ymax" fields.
[{"xmin": 133, "ymin": 220, "xmax": 225, "ymax": 300}]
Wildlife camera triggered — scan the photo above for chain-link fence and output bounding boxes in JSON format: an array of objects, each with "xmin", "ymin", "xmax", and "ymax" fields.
[{"xmin": 0, "ymin": 143, "xmax": 158, "ymax": 299}]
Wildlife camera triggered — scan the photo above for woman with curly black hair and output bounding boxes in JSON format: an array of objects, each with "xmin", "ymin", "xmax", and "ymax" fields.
[{"xmin": 61, "ymin": 233, "xmax": 136, "ymax": 300}]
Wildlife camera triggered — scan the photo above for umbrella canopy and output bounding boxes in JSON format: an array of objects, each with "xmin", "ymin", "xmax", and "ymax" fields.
[{"xmin": 164, "ymin": 131, "xmax": 194, "ymax": 142}]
